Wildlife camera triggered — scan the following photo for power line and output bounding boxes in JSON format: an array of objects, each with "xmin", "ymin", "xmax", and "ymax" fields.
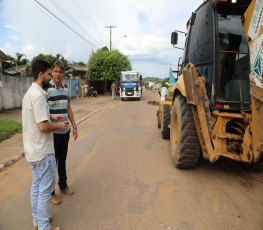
[
  {"xmin": 68, "ymin": 0, "xmax": 100, "ymax": 33},
  {"xmin": 69, "ymin": 0, "xmax": 96, "ymax": 25},
  {"xmin": 34, "ymin": 0, "xmax": 98, "ymax": 49},
  {"xmin": 48, "ymin": 0, "xmax": 103, "ymax": 47}
]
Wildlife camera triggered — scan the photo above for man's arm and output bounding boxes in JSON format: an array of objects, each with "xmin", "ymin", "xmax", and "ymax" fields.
[
  {"xmin": 34, "ymin": 95, "xmax": 68, "ymax": 132},
  {"xmin": 68, "ymin": 103, "xmax": 78, "ymax": 141},
  {"xmin": 37, "ymin": 120, "xmax": 68, "ymax": 132}
]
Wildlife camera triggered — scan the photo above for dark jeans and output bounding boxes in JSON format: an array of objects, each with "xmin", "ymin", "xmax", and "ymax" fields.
[{"xmin": 52, "ymin": 131, "xmax": 70, "ymax": 195}]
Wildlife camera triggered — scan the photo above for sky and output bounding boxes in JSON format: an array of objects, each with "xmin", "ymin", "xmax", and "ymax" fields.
[{"xmin": 0, "ymin": 0, "xmax": 205, "ymax": 78}]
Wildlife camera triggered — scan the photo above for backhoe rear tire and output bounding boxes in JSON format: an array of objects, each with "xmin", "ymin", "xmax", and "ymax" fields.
[
  {"xmin": 170, "ymin": 95, "xmax": 200, "ymax": 168},
  {"xmin": 161, "ymin": 104, "xmax": 171, "ymax": 139}
]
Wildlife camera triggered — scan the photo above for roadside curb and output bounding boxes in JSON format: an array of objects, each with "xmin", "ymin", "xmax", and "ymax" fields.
[
  {"xmin": 0, "ymin": 101, "xmax": 112, "ymax": 172},
  {"xmin": 0, "ymin": 152, "xmax": 25, "ymax": 172}
]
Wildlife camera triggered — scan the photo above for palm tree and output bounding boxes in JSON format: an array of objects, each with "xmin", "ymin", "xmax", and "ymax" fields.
[
  {"xmin": 3, "ymin": 53, "xmax": 29, "ymax": 75},
  {"xmin": 15, "ymin": 52, "xmax": 29, "ymax": 66}
]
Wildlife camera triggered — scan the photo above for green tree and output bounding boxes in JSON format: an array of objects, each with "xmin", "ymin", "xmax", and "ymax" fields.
[
  {"xmin": 31, "ymin": 53, "xmax": 54, "ymax": 65},
  {"xmin": 2, "ymin": 54, "xmax": 15, "ymax": 72},
  {"xmin": 2, "ymin": 53, "xmax": 30, "ymax": 75},
  {"xmin": 76, "ymin": 61, "xmax": 86, "ymax": 66},
  {"xmin": 87, "ymin": 48, "xmax": 131, "ymax": 81},
  {"xmin": 30, "ymin": 53, "xmax": 70, "ymax": 76},
  {"xmin": 15, "ymin": 52, "xmax": 29, "ymax": 65},
  {"xmin": 32, "ymin": 53, "xmax": 69, "ymax": 69}
]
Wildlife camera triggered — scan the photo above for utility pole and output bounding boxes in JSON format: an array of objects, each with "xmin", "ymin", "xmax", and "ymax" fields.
[{"xmin": 105, "ymin": 25, "xmax": 116, "ymax": 51}]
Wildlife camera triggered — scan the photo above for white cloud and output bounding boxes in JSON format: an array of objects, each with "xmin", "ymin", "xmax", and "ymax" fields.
[{"xmin": 0, "ymin": 0, "xmax": 204, "ymax": 78}]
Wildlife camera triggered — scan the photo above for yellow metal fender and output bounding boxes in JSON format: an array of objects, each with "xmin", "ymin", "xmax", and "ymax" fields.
[
  {"xmin": 173, "ymin": 73, "xmax": 186, "ymax": 99},
  {"xmin": 172, "ymin": 63, "xmax": 200, "ymax": 105}
]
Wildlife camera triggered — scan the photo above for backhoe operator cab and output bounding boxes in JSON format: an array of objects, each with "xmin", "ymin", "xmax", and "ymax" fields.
[
  {"xmin": 171, "ymin": 0, "xmax": 251, "ymax": 112},
  {"xmin": 169, "ymin": 0, "xmax": 263, "ymax": 168}
]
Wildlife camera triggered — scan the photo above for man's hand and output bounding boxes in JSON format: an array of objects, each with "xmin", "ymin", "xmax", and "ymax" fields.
[
  {"xmin": 72, "ymin": 127, "xmax": 78, "ymax": 141},
  {"xmin": 51, "ymin": 114, "xmax": 63, "ymax": 122},
  {"xmin": 57, "ymin": 121, "xmax": 69, "ymax": 131}
]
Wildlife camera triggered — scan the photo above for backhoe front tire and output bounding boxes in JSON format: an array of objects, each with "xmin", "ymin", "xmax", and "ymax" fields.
[
  {"xmin": 170, "ymin": 95, "xmax": 200, "ymax": 168},
  {"xmin": 161, "ymin": 104, "xmax": 171, "ymax": 139},
  {"xmin": 157, "ymin": 110, "xmax": 161, "ymax": 129}
]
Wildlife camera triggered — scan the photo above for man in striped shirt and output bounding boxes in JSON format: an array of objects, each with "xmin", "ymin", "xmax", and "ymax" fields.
[{"xmin": 47, "ymin": 61, "xmax": 78, "ymax": 205}]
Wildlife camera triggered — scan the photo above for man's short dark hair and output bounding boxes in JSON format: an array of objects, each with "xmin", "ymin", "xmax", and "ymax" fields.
[{"xmin": 32, "ymin": 59, "xmax": 51, "ymax": 80}]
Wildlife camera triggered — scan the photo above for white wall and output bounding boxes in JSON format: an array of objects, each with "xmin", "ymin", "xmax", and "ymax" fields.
[
  {"xmin": 0, "ymin": 75, "xmax": 72, "ymax": 111},
  {"xmin": 0, "ymin": 75, "xmax": 33, "ymax": 111}
]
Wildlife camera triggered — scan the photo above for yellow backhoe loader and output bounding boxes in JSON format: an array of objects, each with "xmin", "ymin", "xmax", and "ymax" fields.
[{"xmin": 170, "ymin": 0, "xmax": 263, "ymax": 168}]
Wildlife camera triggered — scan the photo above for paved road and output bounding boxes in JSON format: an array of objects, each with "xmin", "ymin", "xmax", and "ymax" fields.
[
  {"xmin": 1, "ymin": 90, "xmax": 263, "ymax": 230},
  {"xmin": 0, "ymin": 95, "xmax": 113, "ymax": 169}
]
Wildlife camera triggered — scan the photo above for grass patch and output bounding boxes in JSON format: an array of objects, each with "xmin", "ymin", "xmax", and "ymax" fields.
[{"xmin": 0, "ymin": 118, "xmax": 22, "ymax": 143}]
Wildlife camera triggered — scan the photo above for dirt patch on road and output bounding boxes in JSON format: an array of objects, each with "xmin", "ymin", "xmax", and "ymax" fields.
[{"xmin": 148, "ymin": 101, "xmax": 159, "ymax": 106}]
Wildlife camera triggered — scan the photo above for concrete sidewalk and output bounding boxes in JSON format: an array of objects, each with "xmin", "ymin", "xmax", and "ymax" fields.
[{"xmin": 0, "ymin": 95, "xmax": 113, "ymax": 171}]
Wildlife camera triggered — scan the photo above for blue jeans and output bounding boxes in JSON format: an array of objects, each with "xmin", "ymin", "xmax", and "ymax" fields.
[{"xmin": 30, "ymin": 154, "xmax": 56, "ymax": 230}]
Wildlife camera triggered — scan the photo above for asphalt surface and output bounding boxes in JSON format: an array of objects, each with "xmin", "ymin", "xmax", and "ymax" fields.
[
  {"xmin": 1, "ymin": 91, "xmax": 263, "ymax": 230},
  {"xmin": 0, "ymin": 95, "xmax": 113, "ymax": 171}
]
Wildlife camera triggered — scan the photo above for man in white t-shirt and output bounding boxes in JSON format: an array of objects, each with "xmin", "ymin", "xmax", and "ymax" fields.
[{"xmin": 22, "ymin": 59, "xmax": 68, "ymax": 230}]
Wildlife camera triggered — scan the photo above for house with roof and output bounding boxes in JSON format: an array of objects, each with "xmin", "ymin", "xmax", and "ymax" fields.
[
  {"xmin": 67, "ymin": 63, "xmax": 87, "ymax": 79},
  {"xmin": 66, "ymin": 63, "xmax": 88, "ymax": 97},
  {"xmin": 0, "ymin": 50, "xmax": 9, "ymax": 76}
]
